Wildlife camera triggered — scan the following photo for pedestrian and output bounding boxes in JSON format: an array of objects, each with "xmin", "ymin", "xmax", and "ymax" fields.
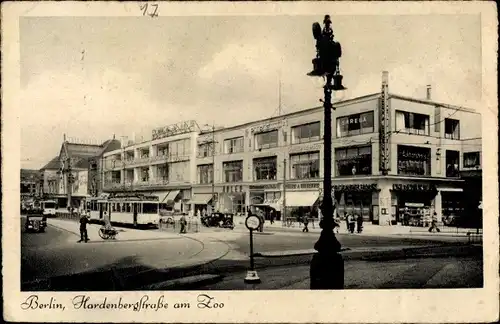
[
  {"xmin": 356, "ymin": 214, "xmax": 363, "ymax": 233},
  {"xmin": 428, "ymin": 212, "xmax": 441, "ymax": 233},
  {"xmin": 179, "ymin": 214, "xmax": 187, "ymax": 234},
  {"xmin": 302, "ymin": 214, "xmax": 310, "ymax": 233},
  {"xmin": 270, "ymin": 210, "xmax": 275, "ymax": 224},
  {"xmin": 345, "ymin": 213, "xmax": 350, "ymax": 232},
  {"xmin": 78, "ymin": 213, "xmax": 89, "ymax": 243},
  {"xmin": 334, "ymin": 215, "xmax": 341, "ymax": 233},
  {"xmin": 103, "ymin": 211, "xmax": 112, "ymax": 231},
  {"xmin": 258, "ymin": 209, "xmax": 265, "ymax": 232},
  {"xmin": 348, "ymin": 214, "xmax": 356, "ymax": 234}
]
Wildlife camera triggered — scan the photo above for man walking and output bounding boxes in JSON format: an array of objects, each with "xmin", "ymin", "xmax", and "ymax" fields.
[
  {"xmin": 428, "ymin": 212, "xmax": 441, "ymax": 233},
  {"xmin": 78, "ymin": 213, "xmax": 89, "ymax": 243}
]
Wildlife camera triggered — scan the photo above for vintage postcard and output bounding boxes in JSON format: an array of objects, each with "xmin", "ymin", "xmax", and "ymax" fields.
[{"xmin": 2, "ymin": 1, "xmax": 499, "ymax": 322}]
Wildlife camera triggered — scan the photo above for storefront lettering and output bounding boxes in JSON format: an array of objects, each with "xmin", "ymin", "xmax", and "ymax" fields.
[
  {"xmin": 392, "ymin": 183, "xmax": 436, "ymax": 192},
  {"xmin": 332, "ymin": 184, "xmax": 377, "ymax": 192},
  {"xmin": 286, "ymin": 183, "xmax": 320, "ymax": 190}
]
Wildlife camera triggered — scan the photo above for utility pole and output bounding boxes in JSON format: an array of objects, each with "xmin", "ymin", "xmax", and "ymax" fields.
[
  {"xmin": 282, "ymin": 158, "xmax": 287, "ymax": 226},
  {"xmin": 66, "ymin": 156, "xmax": 73, "ymax": 212},
  {"xmin": 307, "ymin": 14, "xmax": 346, "ymax": 290},
  {"xmin": 211, "ymin": 123, "xmax": 216, "ymax": 213}
]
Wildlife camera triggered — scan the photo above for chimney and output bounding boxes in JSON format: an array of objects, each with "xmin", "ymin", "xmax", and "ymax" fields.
[
  {"xmin": 63, "ymin": 134, "xmax": 67, "ymax": 142},
  {"xmin": 426, "ymin": 84, "xmax": 432, "ymax": 100}
]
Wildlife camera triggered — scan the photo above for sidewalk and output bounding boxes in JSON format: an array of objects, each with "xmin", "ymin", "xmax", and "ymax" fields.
[
  {"xmin": 245, "ymin": 218, "xmax": 479, "ymax": 238},
  {"xmin": 48, "ymin": 218, "xmax": 182, "ymax": 242}
]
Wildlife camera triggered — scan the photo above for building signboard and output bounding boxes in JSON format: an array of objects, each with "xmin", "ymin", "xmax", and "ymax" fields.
[
  {"xmin": 289, "ymin": 143, "xmax": 322, "ymax": 154},
  {"xmin": 152, "ymin": 120, "xmax": 197, "ymax": 140},
  {"xmin": 286, "ymin": 182, "xmax": 320, "ymax": 190},
  {"xmin": 331, "ymin": 183, "xmax": 377, "ymax": 192},
  {"xmin": 250, "ymin": 119, "xmax": 286, "ymax": 134},
  {"xmin": 392, "ymin": 183, "xmax": 436, "ymax": 192}
]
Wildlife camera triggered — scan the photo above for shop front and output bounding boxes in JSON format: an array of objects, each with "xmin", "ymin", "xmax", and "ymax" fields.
[
  {"xmin": 284, "ymin": 182, "xmax": 321, "ymax": 221},
  {"xmin": 391, "ymin": 182, "xmax": 437, "ymax": 226},
  {"xmin": 249, "ymin": 183, "xmax": 281, "ymax": 220},
  {"xmin": 218, "ymin": 184, "xmax": 246, "ymax": 214},
  {"xmin": 332, "ymin": 183, "xmax": 377, "ymax": 222}
]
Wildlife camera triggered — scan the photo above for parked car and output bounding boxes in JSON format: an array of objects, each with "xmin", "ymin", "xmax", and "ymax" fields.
[{"xmin": 25, "ymin": 214, "xmax": 47, "ymax": 233}]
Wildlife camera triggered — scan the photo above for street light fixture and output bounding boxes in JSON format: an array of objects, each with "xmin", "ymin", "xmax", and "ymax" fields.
[{"xmin": 307, "ymin": 14, "xmax": 345, "ymax": 290}]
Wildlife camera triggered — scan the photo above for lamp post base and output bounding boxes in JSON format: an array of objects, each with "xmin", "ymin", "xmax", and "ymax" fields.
[{"xmin": 244, "ymin": 270, "xmax": 261, "ymax": 284}]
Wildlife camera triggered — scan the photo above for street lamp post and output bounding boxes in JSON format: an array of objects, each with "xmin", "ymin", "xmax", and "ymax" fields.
[
  {"xmin": 203, "ymin": 123, "xmax": 216, "ymax": 213},
  {"xmin": 308, "ymin": 15, "xmax": 345, "ymax": 290}
]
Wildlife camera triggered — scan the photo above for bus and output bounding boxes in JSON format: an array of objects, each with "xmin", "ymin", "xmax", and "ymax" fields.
[
  {"xmin": 86, "ymin": 194, "xmax": 160, "ymax": 228},
  {"xmin": 41, "ymin": 200, "xmax": 57, "ymax": 216}
]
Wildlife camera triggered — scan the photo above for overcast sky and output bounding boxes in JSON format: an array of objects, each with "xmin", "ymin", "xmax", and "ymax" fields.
[{"xmin": 20, "ymin": 14, "xmax": 482, "ymax": 169}]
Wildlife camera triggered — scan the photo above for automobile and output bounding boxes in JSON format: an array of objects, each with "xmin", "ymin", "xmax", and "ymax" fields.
[{"xmin": 25, "ymin": 213, "xmax": 47, "ymax": 233}]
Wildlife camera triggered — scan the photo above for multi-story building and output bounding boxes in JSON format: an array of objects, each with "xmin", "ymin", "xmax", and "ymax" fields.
[
  {"xmin": 39, "ymin": 156, "xmax": 60, "ymax": 198},
  {"xmin": 20, "ymin": 169, "xmax": 41, "ymax": 202},
  {"xmin": 45, "ymin": 135, "xmax": 121, "ymax": 209},
  {"xmin": 100, "ymin": 72, "xmax": 482, "ymax": 226},
  {"xmin": 102, "ymin": 121, "xmax": 198, "ymax": 213}
]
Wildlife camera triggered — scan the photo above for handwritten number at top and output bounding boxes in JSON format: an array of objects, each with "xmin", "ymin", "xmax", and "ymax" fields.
[{"xmin": 140, "ymin": 3, "xmax": 159, "ymax": 18}]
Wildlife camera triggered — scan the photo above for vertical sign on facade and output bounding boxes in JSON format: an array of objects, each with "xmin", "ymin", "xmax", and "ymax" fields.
[{"xmin": 379, "ymin": 71, "xmax": 391, "ymax": 174}]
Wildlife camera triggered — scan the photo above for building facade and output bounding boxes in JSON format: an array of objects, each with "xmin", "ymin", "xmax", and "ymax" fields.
[
  {"xmin": 102, "ymin": 121, "xmax": 199, "ymax": 213},
  {"xmin": 98, "ymin": 75, "xmax": 482, "ymax": 226}
]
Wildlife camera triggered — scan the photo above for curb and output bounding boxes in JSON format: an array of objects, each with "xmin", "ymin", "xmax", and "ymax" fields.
[
  {"xmin": 142, "ymin": 274, "xmax": 223, "ymax": 290},
  {"xmin": 252, "ymin": 244, "xmax": 481, "ymax": 260}
]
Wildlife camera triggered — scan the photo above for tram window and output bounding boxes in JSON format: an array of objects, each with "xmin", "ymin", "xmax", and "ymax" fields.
[{"xmin": 143, "ymin": 203, "xmax": 159, "ymax": 214}]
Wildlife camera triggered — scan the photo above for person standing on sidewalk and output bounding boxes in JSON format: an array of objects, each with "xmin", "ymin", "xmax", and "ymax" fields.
[
  {"xmin": 302, "ymin": 214, "xmax": 310, "ymax": 233},
  {"xmin": 428, "ymin": 212, "xmax": 441, "ymax": 233},
  {"xmin": 356, "ymin": 214, "xmax": 363, "ymax": 233},
  {"xmin": 78, "ymin": 213, "xmax": 89, "ymax": 243},
  {"xmin": 270, "ymin": 210, "xmax": 275, "ymax": 224},
  {"xmin": 179, "ymin": 214, "xmax": 187, "ymax": 234},
  {"xmin": 348, "ymin": 214, "xmax": 356, "ymax": 234}
]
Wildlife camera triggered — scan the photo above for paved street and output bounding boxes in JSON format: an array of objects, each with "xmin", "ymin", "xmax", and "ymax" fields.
[
  {"xmin": 199, "ymin": 256, "xmax": 483, "ymax": 290},
  {"xmin": 21, "ymin": 217, "xmax": 224, "ymax": 285},
  {"xmin": 21, "ymin": 216, "xmax": 482, "ymax": 291}
]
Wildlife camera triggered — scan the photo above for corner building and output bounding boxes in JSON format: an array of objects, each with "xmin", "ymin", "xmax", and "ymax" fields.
[{"xmin": 102, "ymin": 76, "xmax": 482, "ymax": 226}]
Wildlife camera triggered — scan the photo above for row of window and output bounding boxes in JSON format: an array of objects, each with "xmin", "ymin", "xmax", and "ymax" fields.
[
  {"xmin": 196, "ymin": 147, "xmax": 481, "ymax": 183},
  {"xmin": 196, "ymin": 111, "xmax": 462, "ymax": 158}
]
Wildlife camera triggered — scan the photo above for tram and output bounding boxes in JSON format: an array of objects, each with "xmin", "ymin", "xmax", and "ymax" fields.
[{"xmin": 86, "ymin": 194, "xmax": 160, "ymax": 228}]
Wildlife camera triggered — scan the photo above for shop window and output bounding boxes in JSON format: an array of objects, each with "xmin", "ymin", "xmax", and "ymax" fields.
[
  {"xmin": 397, "ymin": 145, "xmax": 431, "ymax": 176},
  {"xmin": 463, "ymin": 152, "xmax": 480, "ymax": 169},
  {"xmin": 224, "ymin": 137, "xmax": 244, "ymax": 154},
  {"xmin": 290, "ymin": 152, "xmax": 320, "ymax": 179},
  {"xmin": 395, "ymin": 111, "xmax": 430, "ymax": 135},
  {"xmin": 445, "ymin": 150, "xmax": 460, "ymax": 177},
  {"xmin": 254, "ymin": 130, "xmax": 278, "ymax": 150},
  {"xmin": 197, "ymin": 164, "xmax": 214, "ymax": 184},
  {"xmin": 291, "ymin": 122, "xmax": 320, "ymax": 144},
  {"xmin": 223, "ymin": 160, "xmax": 243, "ymax": 183},
  {"xmin": 444, "ymin": 118, "xmax": 460, "ymax": 140},
  {"xmin": 253, "ymin": 156, "xmax": 277, "ymax": 181},
  {"xmin": 336, "ymin": 111, "xmax": 374, "ymax": 137},
  {"xmin": 335, "ymin": 146, "xmax": 372, "ymax": 176}
]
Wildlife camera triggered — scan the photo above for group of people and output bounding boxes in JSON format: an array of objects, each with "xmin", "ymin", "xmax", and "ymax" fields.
[{"xmin": 300, "ymin": 212, "xmax": 364, "ymax": 234}]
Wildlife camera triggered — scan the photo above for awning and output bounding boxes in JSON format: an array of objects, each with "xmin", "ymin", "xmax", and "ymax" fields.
[
  {"xmin": 284, "ymin": 191, "xmax": 319, "ymax": 207},
  {"xmin": 188, "ymin": 194, "xmax": 214, "ymax": 205},
  {"xmin": 154, "ymin": 191, "xmax": 171, "ymax": 203},
  {"xmin": 437, "ymin": 187, "xmax": 463, "ymax": 192},
  {"xmin": 164, "ymin": 190, "xmax": 180, "ymax": 204},
  {"xmin": 252, "ymin": 198, "xmax": 283, "ymax": 211}
]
